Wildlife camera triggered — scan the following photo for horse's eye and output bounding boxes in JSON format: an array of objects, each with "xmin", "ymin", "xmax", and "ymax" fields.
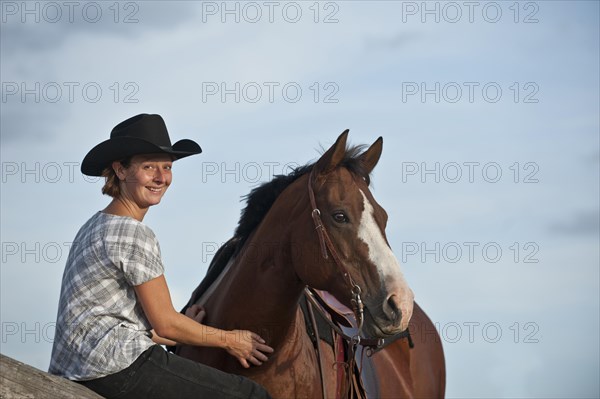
[{"xmin": 333, "ymin": 212, "xmax": 349, "ymax": 223}]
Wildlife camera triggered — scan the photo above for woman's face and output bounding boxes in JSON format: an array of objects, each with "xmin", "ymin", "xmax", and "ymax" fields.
[{"xmin": 116, "ymin": 154, "xmax": 173, "ymax": 209}]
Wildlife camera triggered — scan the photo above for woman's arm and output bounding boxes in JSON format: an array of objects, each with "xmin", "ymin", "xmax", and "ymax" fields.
[
  {"xmin": 150, "ymin": 306, "xmax": 205, "ymax": 347},
  {"xmin": 134, "ymin": 274, "xmax": 274, "ymax": 368}
]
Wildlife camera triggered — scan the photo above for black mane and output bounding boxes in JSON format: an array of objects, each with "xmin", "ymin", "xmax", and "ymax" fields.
[{"xmin": 233, "ymin": 144, "xmax": 370, "ymax": 249}]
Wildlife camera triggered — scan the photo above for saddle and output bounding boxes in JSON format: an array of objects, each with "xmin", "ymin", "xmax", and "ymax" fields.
[{"xmin": 300, "ymin": 288, "xmax": 413, "ymax": 399}]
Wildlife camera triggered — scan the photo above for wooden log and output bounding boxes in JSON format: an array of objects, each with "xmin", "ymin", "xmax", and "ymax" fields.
[{"xmin": 0, "ymin": 353, "xmax": 104, "ymax": 399}]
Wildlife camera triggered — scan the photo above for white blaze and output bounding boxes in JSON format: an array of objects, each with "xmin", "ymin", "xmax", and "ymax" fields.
[{"xmin": 357, "ymin": 189, "xmax": 414, "ymax": 331}]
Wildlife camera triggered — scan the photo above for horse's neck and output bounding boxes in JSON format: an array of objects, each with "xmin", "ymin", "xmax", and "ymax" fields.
[
  {"xmin": 202, "ymin": 241, "xmax": 303, "ymax": 350},
  {"xmin": 200, "ymin": 184, "xmax": 309, "ymax": 349}
]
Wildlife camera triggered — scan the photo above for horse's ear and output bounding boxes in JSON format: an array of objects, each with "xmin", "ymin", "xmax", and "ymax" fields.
[
  {"xmin": 359, "ymin": 136, "xmax": 383, "ymax": 175},
  {"xmin": 314, "ymin": 129, "xmax": 349, "ymax": 175}
]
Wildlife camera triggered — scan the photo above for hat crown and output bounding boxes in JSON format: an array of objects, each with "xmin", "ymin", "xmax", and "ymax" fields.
[{"xmin": 111, "ymin": 113, "xmax": 172, "ymax": 148}]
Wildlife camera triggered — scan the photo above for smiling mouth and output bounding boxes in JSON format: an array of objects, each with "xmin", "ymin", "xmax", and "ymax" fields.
[{"xmin": 146, "ymin": 187, "xmax": 164, "ymax": 193}]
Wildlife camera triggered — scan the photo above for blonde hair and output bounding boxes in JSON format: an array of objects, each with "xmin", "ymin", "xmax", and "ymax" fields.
[{"xmin": 101, "ymin": 158, "xmax": 131, "ymax": 198}]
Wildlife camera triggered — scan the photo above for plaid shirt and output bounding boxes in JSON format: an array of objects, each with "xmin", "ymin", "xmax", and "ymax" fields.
[{"xmin": 49, "ymin": 212, "xmax": 164, "ymax": 380}]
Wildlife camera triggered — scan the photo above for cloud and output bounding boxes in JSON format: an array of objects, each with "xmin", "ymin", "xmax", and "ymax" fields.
[
  {"xmin": 0, "ymin": 2, "xmax": 199, "ymax": 55},
  {"xmin": 363, "ymin": 30, "xmax": 422, "ymax": 51},
  {"xmin": 0, "ymin": 2, "xmax": 202, "ymax": 145},
  {"xmin": 0, "ymin": 100, "xmax": 68, "ymax": 145},
  {"xmin": 549, "ymin": 210, "xmax": 600, "ymax": 236}
]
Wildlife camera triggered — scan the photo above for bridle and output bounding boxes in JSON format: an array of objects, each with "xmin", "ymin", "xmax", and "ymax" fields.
[
  {"xmin": 306, "ymin": 168, "xmax": 389, "ymax": 398},
  {"xmin": 307, "ymin": 168, "xmax": 367, "ymax": 340},
  {"xmin": 306, "ymin": 168, "xmax": 396, "ymax": 348},
  {"xmin": 306, "ymin": 167, "xmax": 415, "ymax": 398}
]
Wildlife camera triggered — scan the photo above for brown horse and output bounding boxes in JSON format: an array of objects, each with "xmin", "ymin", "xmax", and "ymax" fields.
[{"xmin": 176, "ymin": 131, "xmax": 445, "ymax": 398}]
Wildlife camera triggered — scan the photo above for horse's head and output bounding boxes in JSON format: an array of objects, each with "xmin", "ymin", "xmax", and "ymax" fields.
[{"xmin": 296, "ymin": 130, "xmax": 414, "ymax": 338}]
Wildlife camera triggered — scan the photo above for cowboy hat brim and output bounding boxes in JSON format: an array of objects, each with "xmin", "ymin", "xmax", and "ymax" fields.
[{"xmin": 81, "ymin": 136, "xmax": 202, "ymax": 176}]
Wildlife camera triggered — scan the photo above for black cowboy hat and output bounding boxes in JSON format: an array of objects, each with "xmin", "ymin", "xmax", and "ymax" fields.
[{"xmin": 81, "ymin": 113, "xmax": 202, "ymax": 176}]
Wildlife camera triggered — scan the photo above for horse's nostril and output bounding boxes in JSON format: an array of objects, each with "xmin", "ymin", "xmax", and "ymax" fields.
[{"xmin": 384, "ymin": 294, "xmax": 402, "ymax": 324}]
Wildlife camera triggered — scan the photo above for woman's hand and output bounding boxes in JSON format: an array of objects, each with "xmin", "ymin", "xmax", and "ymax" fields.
[
  {"xmin": 224, "ymin": 330, "xmax": 275, "ymax": 369},
  {"xmin": 184, "ymin": 304, "xmax": 274, "ymax": 368}
]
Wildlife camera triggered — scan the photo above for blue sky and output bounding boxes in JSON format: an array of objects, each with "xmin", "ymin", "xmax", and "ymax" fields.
[{"xmin": 1, "ymin": 1, "xmax": 599, "ymax": 397}]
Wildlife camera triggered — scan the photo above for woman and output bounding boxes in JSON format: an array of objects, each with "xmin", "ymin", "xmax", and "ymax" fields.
[{"xmin": 49, "ymin": 114, "xmax": 274, "ymax": 398}]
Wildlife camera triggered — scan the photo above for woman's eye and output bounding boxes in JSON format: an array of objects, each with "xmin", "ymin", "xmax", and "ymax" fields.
[{"xmin": 333, "ymin": 212, "xmax": 349, "ymax": 223}]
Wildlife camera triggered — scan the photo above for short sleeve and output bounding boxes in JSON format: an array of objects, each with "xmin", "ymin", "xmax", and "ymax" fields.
[{"xmin": 107, "ymin": 223, "xmax": 165, "ymax": 286}]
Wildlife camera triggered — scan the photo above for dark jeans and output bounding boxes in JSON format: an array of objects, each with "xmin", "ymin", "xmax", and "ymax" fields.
[{"xmin": 78, "ymin": 345, "xmax": 271, "ymax": 399}]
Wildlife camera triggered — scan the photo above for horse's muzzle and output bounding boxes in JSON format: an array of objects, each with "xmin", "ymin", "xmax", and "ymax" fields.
[{"xmin": 373, "ymin": 290, "xmax": 414, "ymax": 335}]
